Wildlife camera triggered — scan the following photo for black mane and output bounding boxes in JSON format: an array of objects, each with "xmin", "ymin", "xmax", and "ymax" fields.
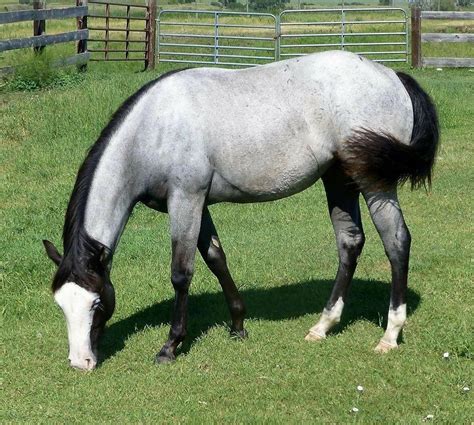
[{"xmin": 52, "ymin": 69, "xmax": 187, "ymax": 292}]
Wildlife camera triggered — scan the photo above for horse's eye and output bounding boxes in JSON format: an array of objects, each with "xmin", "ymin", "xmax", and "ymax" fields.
[{"xmin": 91, "ymin": 298, "xmax": 102, "ymax": 311}]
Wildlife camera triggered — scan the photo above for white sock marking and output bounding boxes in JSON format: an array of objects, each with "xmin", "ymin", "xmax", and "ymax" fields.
[
  {"xmin": 308, "ymin": 297, "xmax": 344, "ymax": 338},
  {"xmin": 381, "ymin": 303, "xmax": 406, "ymax": 347}
]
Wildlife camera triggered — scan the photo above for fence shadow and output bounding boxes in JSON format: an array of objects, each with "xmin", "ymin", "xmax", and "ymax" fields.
[{"xmin": 99, "ymin": 279, "xmax": 421, "ymax": 364}]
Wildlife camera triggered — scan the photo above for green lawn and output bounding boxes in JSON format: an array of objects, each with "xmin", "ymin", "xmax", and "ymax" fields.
[{"xmin": 1, "ymin": 62, "xmax": 473, "ymax": 422}]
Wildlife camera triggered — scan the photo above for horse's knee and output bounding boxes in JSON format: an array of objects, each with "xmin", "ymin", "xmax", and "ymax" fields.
[{"xmin": 171, "ymin": 268, "xmax": 193, "ymax": 291}]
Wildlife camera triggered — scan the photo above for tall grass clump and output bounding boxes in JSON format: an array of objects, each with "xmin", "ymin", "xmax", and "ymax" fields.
[{"xmin": 4, "ymin": 50, "xmax": 83, "ymax": 92}]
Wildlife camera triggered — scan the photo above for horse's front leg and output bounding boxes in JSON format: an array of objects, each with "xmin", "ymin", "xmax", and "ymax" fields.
[{"xmin": 155, "ymin": 190, "xmax": 205, "ymax": 364}]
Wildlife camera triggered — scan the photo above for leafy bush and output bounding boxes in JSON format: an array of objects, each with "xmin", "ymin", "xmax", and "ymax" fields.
[
  {"xmin": 249, "ymin": 0, "xmax": 288, "ymax": 11},
  {"xmin": 438, "ymin": 0, "xmax": 455, "ymax": 10},
  {"xmin": 414, "ymin": 0, "xmax": 458, "ymax": 10},
  {"xmin": 227, "ymin": 1, "xmax": 246, "ymax": 9}
]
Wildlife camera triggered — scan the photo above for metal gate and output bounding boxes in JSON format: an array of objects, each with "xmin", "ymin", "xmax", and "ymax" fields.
[
  {"xmin": 88, "ymin": 0, "xmax": 156, "ymax": 69},
  {"xmin": 157, "ymin": 10, "xmax": 277, "ymax": 67},
  {"xmin": 156, "ymin": 8, "xmax": 408, "ymax": 67},
  {"xmin": 279, "ymin": 8, "xmax": 408, "ymax": 63}
]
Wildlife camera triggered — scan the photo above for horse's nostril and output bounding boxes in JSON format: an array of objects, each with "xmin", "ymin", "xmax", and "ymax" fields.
[{"xmin": 68, "ymin": 357, "xmax": 95, "ymax": 370}]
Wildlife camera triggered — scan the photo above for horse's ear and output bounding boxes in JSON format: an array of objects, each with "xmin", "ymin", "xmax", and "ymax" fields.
[{"xmin": 42, "ymin": 240, "xmax": 62, "ymax": 266}]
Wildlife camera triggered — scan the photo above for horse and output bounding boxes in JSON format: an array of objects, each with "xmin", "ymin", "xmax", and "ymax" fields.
[{"xmin": 43, "ymin": 50, "xmax": 439, "ymax": 370}]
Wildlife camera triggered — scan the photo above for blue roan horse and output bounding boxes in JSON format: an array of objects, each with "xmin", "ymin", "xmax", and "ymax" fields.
[{"xmin": 43, "ymin": 51, "xmax": 439, "ymax": 370}]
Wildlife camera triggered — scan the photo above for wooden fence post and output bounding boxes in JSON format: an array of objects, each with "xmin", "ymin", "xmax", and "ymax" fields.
[
  {"xmin": 411, "ymin": 6, "xmax": 421, "ymax": 68},
  {"xmin": 33, "ymin": 0, "xmax": 46, "ymax": 54},
  {"xmin": 145, "ymin": 0, "xmax": 156, "ymax": 70},
  {"xmin": 76, "ymin": 0, "xmax": 88, "ymax": 71}
]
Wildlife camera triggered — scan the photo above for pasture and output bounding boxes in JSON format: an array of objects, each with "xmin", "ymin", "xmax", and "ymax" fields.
[
  {"xmin": 1, "ymin": 62, "xmax": 473, "ymax": 422},
  {"xmin": 1, "ymin": 2, "xmax": 474, "ymax": 415}
]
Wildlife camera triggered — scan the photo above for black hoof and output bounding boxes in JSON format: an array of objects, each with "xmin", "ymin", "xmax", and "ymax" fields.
[
  {"xmin": 155, "ymin": 352, "xmax": 175, "ymax": 364},
  {"xmin": 230, "ymin": 328, "xmax": 248, "ymax": 339}
]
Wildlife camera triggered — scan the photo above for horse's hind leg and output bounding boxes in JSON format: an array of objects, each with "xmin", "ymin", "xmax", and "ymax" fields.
[
  {"xmin": 363, "ymin": 189, "xmax": 411, "ymax": 353},
  {"xmin": 155, "ymin": 190, "xmax": 205, "ymax": 364},
  {"xmin": 306, "ymin": 167, "xmax": 365, "ymax": 341},
  {"xmin": 197, "ymin": 207, "xmax": 247, "ymax": 338}
]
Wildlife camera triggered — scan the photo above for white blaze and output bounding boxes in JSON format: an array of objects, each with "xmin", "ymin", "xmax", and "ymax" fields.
[{"xmin": 54, "ymin": 282, "xmax": 99, "ymax": 370}]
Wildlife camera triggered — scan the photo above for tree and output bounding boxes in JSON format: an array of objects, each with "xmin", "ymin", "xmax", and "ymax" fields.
[{"xmin": 249, "ymin": 0, "xmax": 288, "ymax": 11}]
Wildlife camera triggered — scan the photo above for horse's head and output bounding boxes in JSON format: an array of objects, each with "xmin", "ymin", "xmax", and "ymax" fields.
[{"xmin": 43, "ymin": 240, "xmax": 115, "ymax": 370}]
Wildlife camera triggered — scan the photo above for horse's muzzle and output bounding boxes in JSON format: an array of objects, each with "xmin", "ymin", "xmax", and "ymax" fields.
[{"xmin": 69, "ymin": 356, "xmax": 97, "ymax": 371}]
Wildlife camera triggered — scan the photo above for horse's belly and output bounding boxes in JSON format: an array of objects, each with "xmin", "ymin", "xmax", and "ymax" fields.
[{"xmin": 207, "ymin": 141, "xmax": 333, "ymax": 203}]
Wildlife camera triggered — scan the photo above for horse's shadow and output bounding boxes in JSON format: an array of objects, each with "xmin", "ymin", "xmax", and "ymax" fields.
[{"xmin": 99, "ymin": 279, "xmax": 420, "ymax": 363}]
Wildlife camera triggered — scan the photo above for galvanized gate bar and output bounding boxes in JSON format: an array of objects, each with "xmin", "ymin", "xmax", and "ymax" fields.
[{"xmin": 279, "ymin": 20, "xmax": 406, "ymax": 26}]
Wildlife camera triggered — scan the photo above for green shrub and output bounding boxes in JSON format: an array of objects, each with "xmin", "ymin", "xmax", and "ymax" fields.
[
  {"xmin": 227, "ymin": 1, "xmax": 246, "ymax": 9},
  {"xmin": 249, "ymin": 0, "xmax": 288, "ymax": 11},
  {"xmin": 438, "ymin": 0, "xmax": 455, "ymax": 10}
]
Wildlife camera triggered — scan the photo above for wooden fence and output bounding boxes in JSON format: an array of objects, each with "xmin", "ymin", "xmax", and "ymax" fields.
[
  {"xmin": 87, "ymin": 0, "xmax": 156, "ymax": 69},
  {"xmin": 0, "ymin": 1, "xmax": 89, "ymax": 74},
  {"xmin": 411, "ymin": 7, "xmax": 474, "ymax": 68},
  {"xmin": 0, "ymin": 0, "xmax": 156, "ymax": 74}
]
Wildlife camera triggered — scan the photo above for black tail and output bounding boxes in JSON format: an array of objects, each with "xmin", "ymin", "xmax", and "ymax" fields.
[{"xmin": 339, "ymin": 72, "xmax": 439, "ymax": 191}]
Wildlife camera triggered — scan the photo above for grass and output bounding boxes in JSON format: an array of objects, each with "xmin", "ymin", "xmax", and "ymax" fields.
[{"xmin": 1, "ymin": 54, "xmax": 473, "ymax": 422}]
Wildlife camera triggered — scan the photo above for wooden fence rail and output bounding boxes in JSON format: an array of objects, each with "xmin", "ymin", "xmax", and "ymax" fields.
[
  {"xmin": 0, "ymin": 29, "xmax": 88, "ymax": 52},
  {"xmin": 0, "ymin": 6, "xmax": 87, "ymax": 24},
  {"xmin": 0, "ymin": 3, "xmax": 89, "ymax": 74},
  {"xmin": 411, "ymin": 8, "xmax": 474, "ymax": 68}
]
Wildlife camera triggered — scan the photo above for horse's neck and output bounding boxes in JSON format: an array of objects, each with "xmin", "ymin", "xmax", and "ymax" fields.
[{"xmin": 83, "ymin": 136, "xmax": 142, "ymax": 250}]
